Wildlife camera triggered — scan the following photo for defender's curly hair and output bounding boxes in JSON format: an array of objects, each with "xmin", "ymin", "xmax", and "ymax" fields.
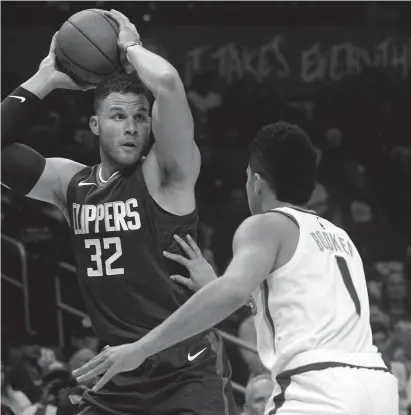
[{"xmin": 249, "ymin": 121, "xmax": 317, "ymax": 205}]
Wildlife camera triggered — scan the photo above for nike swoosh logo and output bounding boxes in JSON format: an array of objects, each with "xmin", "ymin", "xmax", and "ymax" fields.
[
  {"xmin": 1, "ymin": 182, "xmax": 12, "ymax": 190},
  {"xmin": 188, "ymin": 347, "xmax": 207, "ymax": 362},
  {"xmin": 78, "ymin": 182, "xmax": 97, "ymax": 187},
  {"xmin": 9, "ymin": 95, "xmax": 26, "ymax": 103}
]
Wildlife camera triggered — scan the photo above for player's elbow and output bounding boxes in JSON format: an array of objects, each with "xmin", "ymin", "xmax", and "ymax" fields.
[
  {"xmin": 222, "ymin": 276, "xmax": 251, "ymax": 305},
  {"xmin": 158, "ymin": 70, "xmax": 182, "ymax": 91}
]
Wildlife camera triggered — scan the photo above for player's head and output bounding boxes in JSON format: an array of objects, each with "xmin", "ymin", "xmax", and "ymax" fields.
[
  {"xmin": 393, "ymin": 318, "xmax": 411, "ymax": 354},
  {"xmin": 90, "ymin": 73, "xmax": 152, "ymax": 169},
  {"xmin": 244, "ymin": 374, "xmax": 274, "ymax": 415},
  {"xmin": 371, "ymin": 321, "xmax": 389, "ymax": 352},
  {"xmin": 246, "ymin": 121, "xmax": 317, "ymax": 214}
]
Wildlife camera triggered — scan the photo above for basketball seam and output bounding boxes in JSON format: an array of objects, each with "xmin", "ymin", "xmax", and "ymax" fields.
[
  {"xmin": 56, "ymin": 38, "xmax": 112, "ymax": 78},
  {"xmin": 88, "ymin": 9, "xmax": 119, "ymax": 39},
  {"xmin": 66, "ymin": 19, "xmax": 120, "ymax": 70}
]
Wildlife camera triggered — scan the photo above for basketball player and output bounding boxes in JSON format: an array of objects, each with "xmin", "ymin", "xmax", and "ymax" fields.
[
  {"xmin": 1, "ymin": 9, "xmax": 235, "ymax": 415},
  {"xmin": 74, "ymin": 122, "xmax": 399, "ymax": 414}
]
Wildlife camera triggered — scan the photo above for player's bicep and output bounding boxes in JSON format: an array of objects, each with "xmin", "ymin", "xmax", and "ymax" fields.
[
  {"xmin": 151, "ymin": 75, "xmax": 200, "ymax": 185},
  {"xmin": 25, "ymin": 158, "xmax": 63, "ymax": 205},
  {"xmin": 1, "ymin": 143, "xmax": 85, "ymax": 208},
  {"xmin": 223, "ymin": 216, "xmax": 279, "ymax": 295},
  {"xmin": 27, "ymin": 157, "xmax": 86, "ymax": 206}
]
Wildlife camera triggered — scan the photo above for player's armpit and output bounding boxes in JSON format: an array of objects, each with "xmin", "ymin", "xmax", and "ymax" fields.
[
  {"xmin": 26, "ymin": 157, "xmax": 86, "ymax": 208},
  {"xmin": 150, "ymin": 76, "xmax": 200, "ymax": 187}
]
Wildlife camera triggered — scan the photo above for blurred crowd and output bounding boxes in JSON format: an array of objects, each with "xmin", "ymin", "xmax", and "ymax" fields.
[{"xmin": 2, "ymin": 2, "xmax": 411, "ymax": 415}]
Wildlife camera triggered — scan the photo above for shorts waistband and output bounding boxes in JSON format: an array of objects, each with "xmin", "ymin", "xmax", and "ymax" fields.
[{"xmin": 278, "ymin": 349, "xmax": 387, "ymax": 376}]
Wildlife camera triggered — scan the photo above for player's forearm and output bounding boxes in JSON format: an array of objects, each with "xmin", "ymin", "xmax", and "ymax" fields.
[
  {"xmin": 21, "ymin": 72, "xmax": 55, "ymax": 100},
  {"xmin": 1, "ymin": 73, "xmax": 51, "ymax": 148},
  {"xmin": 126, "ymin": 45, "xmax": 181, "ymax": 96},
  {"xmin": 137, "ymin": 276, "xmax": 248, "ymax": 358}
]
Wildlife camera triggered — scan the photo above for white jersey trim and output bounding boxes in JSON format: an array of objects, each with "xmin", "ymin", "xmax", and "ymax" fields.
[
  {"xmin": 269, "ymin": 207, "xmax": 308, "ymax": 278},
  {"xmin": 278, "ymin": 349, "xmax": 387, "ymax": 375}
]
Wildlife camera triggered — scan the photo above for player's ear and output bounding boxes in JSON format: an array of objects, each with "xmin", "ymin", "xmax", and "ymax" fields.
[
  {"xmin": 89, "ymin": 116, "xmax": 99, "ymax": 136},
  {"xmin": 253, "ymin": 172, "xmax": 263, "ymax": 195}
]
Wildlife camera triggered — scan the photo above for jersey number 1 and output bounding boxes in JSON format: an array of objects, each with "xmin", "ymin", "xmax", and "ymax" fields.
[
  {"xmin": 85, "ymin": 237, "xmax": 124, "ymax": 277},
  {"xmin": 335, "ymin": 255, "xmax": 361, "ymax": 316}
]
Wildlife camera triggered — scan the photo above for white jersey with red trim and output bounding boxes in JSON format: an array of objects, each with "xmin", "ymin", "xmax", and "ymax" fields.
[{"xmin": 251, "ymin": 206, "xmax": 385, "ymax": 377}]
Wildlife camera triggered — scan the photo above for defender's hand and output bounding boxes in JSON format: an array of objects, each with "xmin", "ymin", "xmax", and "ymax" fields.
[
  {"xmin": 37, "ymin": 32, "xmax": 95, "ymax": 92},
  {"xmin": 163, "ymin": 235, "xmax": 218, "ymax": 292},
  {"xmin": 104, "ymin": 9, "xmax": 140, "ymax": 74},
  {"xmin": 72, "ymin": 343, "xmax": 145, "ymax": 392}
]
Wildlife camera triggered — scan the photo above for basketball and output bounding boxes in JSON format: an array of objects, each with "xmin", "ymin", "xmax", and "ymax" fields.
[{"xmin": 55, "ymin": 9, "xmax": 122, "ymax": 85}]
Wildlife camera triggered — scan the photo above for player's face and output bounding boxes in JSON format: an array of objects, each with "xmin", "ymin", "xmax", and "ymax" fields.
[
  {"xmin": 386, "ymin": 272, "xmax": 406, "ymax": 300},
  {"xmin": 245, "ymin": 378, "xmax": 274, "ymax": 415},
  {"xmin": 372, "ymin": 331, "xmax": 387, "ymax": 352},
  {"xmin": 92, "ymin": 92, "xmax": 151, "ymax": 168},
  {"xmin": 246, "ymin": 165, "xmax": 260, "ymax": 215}
]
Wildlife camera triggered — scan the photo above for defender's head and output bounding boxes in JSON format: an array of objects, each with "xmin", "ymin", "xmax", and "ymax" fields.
[
  {"xmin": 246, "ymin": 121, "xmax": 317, "ymax": 214},
  {"xmin": 90, "ymin": 73, "xmax": 152, "ymax": 169},
  {"xmin": 244, "ymin": 374, "xmax": 274, "ymax": 415}
]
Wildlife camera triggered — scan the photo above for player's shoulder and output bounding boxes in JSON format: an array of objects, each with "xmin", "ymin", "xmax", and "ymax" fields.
[{"xmin": 235, "ymin": 212, "xmax": 294, "ymax": 243}]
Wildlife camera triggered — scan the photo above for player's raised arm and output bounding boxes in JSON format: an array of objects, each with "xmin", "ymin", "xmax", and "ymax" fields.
[
  {"xmin": 105, "ymin": 9, "xmax": 200, "ymax": 187},
  {"xmin": 1, "ymin": 33, "xmax": 92, "ymax": 214}
]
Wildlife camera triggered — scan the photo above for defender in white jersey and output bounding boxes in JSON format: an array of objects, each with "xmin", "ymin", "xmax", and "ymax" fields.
[{"xmin": 73, "ymin": 122, "xmax": 399, "ymax": 415}]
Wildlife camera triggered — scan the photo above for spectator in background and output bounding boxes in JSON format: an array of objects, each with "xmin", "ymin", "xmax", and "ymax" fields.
[
  {"xmin": 371, "ymin": 321, "xmax": 409, "ymax": 415},
  {"xmin": 369, "ymin": 301, "xmax": 391, "ymax": 330},
  {"xmin": 383, "ymin": 146, "xmax": 411, "ymax": 233},
  {"xmin": 393, "ymin": 319, "xmax": 411, "ymax": 374},
  {"xmin": 68, "ymin": 317, "xmax": 100, "ymax": 358},
  {"xmin": 392, "ymin": 319, "xmax": 411, "ymax": 415},
  {"xmin": 21, "ymin": 369, "xmax": 74, "ymax": 415},
  {"xmin": 68, "ymin": 349, "xmax": 95, "ymax": 375},
  {"xmin": 381, "ymin": 272, "xmax": 411, "ymax": 327},
  {"xmin": 7, "ymin": 345, "xmax": 43, "ymax": 404},
  {"xmin": 1, "ymin": 366, "xmax": 31, "ymax": 415},
  {"xmin": 241, "ymin": 374, "xmax": 274, "ymax": 415}
]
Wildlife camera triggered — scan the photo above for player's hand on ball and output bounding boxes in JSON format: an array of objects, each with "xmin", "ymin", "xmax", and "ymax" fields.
[
  {"xmin": 72, "ymin": 343, "xmax": 145, "ymax": 392},
  {"xmin": 104, "ymin": 9, "xmax": 140, "ymax": 74},
  {"xmin": 38, "ymin": 32, "xmax": 95, "ymax": 91},
  {"xmin": 163, "ymin": 235, "xmax": 218, "ymax": 291}
]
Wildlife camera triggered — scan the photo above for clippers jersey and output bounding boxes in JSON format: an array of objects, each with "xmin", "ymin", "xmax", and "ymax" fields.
[
  {"xmin": 66, "ymin": 162, "xmax": 198, "ymax": 345},
  {"xmin": 251, "ymin": 207, "xmax": 386, "ymax": 377}
]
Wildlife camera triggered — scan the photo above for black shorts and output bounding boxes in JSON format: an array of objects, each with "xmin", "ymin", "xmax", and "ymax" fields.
[{"xmin": 76, "ymin": 328, "xmax": 236, "ymax": 415}]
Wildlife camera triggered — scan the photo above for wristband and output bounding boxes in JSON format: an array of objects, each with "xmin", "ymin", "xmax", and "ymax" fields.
[
  {"xmin": 124, "ymin": 40, "xmax": 143, "ymax": 59},
  {"xmin": 1, "ymin": 86, "xmax": 42, "ymax": 148}
]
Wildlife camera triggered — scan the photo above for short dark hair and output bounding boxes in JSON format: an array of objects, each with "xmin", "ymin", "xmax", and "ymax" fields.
[
  {"xmin": 249, "ymin": 121, "xmax": 317, "ymax": 205},
  {"xmin": 94, "ymin": 72, "xmax": 151, "ymax": 113}
]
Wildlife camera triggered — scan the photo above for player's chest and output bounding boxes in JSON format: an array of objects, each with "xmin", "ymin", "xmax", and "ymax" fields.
[{"xmin": 70, "ymin": 183, "xmax": 147, "ymax": 237}]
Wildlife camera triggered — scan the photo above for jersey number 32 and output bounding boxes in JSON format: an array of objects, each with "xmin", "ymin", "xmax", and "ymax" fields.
[{"xmin": 85, "ymin": 237, "xmax": 124, "ymax": 277}]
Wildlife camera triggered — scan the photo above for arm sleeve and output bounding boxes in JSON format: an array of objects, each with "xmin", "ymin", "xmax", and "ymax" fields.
[
  {"xmin": 2, "ymin": 143, "xmax": 46, "ymax": 195},
  {"xmin": 1, "ymin": 86, "xmax": 42, "ymax": 148},
  {"xmin": 1, "ymin": 86, "xmax": 47, "ymax": 195}
]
